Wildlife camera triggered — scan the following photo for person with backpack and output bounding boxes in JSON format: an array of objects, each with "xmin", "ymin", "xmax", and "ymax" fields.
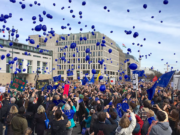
[{"xmin": 91, "ymin": 111, "xmax": 118, "ymax": 135}]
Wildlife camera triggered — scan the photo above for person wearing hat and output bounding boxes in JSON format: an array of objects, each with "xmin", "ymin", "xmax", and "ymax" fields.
[{"xmin": 62, "ymin": 99, "xmax": 76, "ymax": 135}]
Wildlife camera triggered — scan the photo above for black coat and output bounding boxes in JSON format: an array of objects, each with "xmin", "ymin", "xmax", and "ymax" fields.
[
  {"xmin": 92, "ymin": 118, "xmax": 118, "ymax": 135},
  {"xmin": 0, "ymin": 106, "xmax": 7, "ymax": 135},
  {"xmin": 50, "ymin": 114, "xmax": 69, "ymax": 135},
  {"xmin": 34, "ymin": 112, "xmax": 46, "ymax": 135}
]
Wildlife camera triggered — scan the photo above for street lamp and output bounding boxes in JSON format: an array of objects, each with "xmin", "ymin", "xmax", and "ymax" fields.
[{"xmin": 7, "ymin": 26, "xmax": 18, "ymax": 81}]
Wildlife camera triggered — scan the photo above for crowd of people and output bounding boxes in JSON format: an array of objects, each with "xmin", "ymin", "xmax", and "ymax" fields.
[{"xmin": 0, "ymin": 81, "xmax": 180, "ymax": 135}]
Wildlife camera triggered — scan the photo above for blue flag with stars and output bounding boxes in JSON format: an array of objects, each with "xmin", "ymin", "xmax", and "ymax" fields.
[{"xmin": 147, "ymin": 71, "xmax": 175, "ymax": 100}]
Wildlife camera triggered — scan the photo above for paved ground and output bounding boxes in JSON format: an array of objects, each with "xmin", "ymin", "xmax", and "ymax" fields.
[{"xmin": 3, "ymin": 124, "xmax": 81, "ymax": 135}]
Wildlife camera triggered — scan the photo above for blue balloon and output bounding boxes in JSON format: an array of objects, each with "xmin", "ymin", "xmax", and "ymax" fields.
[
  {"xmin": 9, "ymin": 42, "xmax": 13, "ymax": 46},
  {"xmin": 70, "ymin": 10, "xmax": 73, "ymax": 13},
  {"xmin": 100, "ymin": 84, "xmax": 106, "ymax": 92},
  {"xmin": 73, "ymin": 54, "xmax": 75, "ymax": 57},
  {"xmin": 42, "ymin": 25, "xmax": 47, "ymax": 31},
  {"xmin": 129, "ymin": 63, "xmax": 138, "ymax": 70},
  {"xmin": 21, "ymin": 4, "xmax": 26, "ymax": 9},
  {"xmin": 43, "ymin": 11, "xmax": 46, "ymax": 15},
  {"xmin": 92, "ymin": 69, "xmax": 96, "ymax": 74},
  {"xmin": 70, "ymin": 43, "xmax": 76, "ymax": 49},
  {"xmin": 35, "ymin": 24, "xmax": 42, "ymax": 31},
  {"xmin": 30, "ymin": 39, "xmax": 35, "ymax": 44},
  {"xmin": 119, "ymin": 76, "xmax": 122, "ymax": 80},
  {"xmin": 133, "ymin": 32, "xmax": 139, "ymax": 38},
  {"xmin": 82, "ymin": 1, "xmax": 86, "ymax": 6},
  {"xmin": 127, "ymin": 9, "xmax": 130, "ymax": 12},
  {"xmin": 69, "ymin": 0, "xmax": 72, "ymax": 3},
  {"xmin": 99, "ymin": 75, "xmax": 103, "ymax": 80},
  {"xmin": 104, "ymin": 6, "xmax": 107, "ymax": 10},
  {"xmin": 96, "ymin": 42, "xmax": 100, "ymax": 46},
  {"xmin": 143, "ymin": 4, "xmax": 147, "ymax": 9},
  {"xmin": 6, "ymin": 53, "xmax": 10, "ymax": 57},
  {"xmin": 163, "ymin": 0, "xmax": 168, "ymax": 5},
  {"xmin": 86, "ymin": 48, "xmax": 90, "ymax": 53},
  {"xmin": 108, "ymin": 49, "xmax": 112, "ymax": 53},
  {"xmin": 83, "ymin": 37, "xmax": 87, "ymax": 40},
  {"xmin": 86, "ymin": 55, "xmax": 90, "ymax": 61},
  {"xmin": 124, "ymin": 75, "xmax": 128, "ymax": 79},
  {"xmin": 1, "ymin": 55, "xmax": 5, "ymax": 60},
  {"xmin": 79, "ymin": 11, "xmax": 82, "ymax": 15},
  {"xmin": 32, "ymin": 16, "xmax": 36, "ymax": 20}
]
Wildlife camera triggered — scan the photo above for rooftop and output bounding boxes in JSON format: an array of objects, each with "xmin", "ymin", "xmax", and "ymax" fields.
[
  {"xmin": 125, "ymin": 53, "xmax": 139, "ymax": 62},
  {"xmin": 0, "ymin": 38, "xmax": 53, "ymax": 56}
]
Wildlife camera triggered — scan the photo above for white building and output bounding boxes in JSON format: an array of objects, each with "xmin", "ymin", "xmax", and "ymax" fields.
[{"xmin": 0, "ymin": 38, "xmax": 53, "ymax": 84}]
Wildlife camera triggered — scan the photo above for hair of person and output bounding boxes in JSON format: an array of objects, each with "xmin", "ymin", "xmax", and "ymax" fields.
[
  {"xmin": 10, "ymin": 97, "xmax": 16, "ymax": 103},
  {"xmin": 9, "ymin": 106, "xmax": 18, "ymax": 114},
  {"xmin": 130, "ymin": 101, "xmax": 137, "ymax": 109},
  {"xmin": 109, "ymin": 111, "xmax": 117, "ymax": 120},
  {"xmin": 96, "ymin": 104, "xmax": 102, "ymax": 112},
  {"xmin": 143, "ymin": 100, "xmax": 152, "ymax": 109},
  {"xmin": 119, "ymin": 115, "xmax": 130, "ymax": 128},
  {"xmin": 18, "ymin": 107, "xmax": 25, "ymax": 115},
  {"xmin": 148, "ymin": 110, "xmax": 154, "ymax": 117},
  {"xmin": 98, "ymin": 112, "xmax": 106, "ymax": 122},
  {"xmin": 55, "ymin": 110, "xmax": 62, "ymax": 120},
  {"xmin": 156, "ymin": 111, "xmax": 166, "ymax": 122},
  {"xmin": 37, "ymin": 105, "xmax": 45, "ymax": 114},
  {"xmin": 24, "ymin": 127, "xmax": 32, "ymax": 135},
  {"xmin": 90, "ymin": 109, "xmax": 95, "ymax": 115},
  {"xmin": 157, "ymin": 96, "xmax": 162, "ymax": 102},
  {"xmin": 169, "ymin": 109, "xmax": 179, "ymax": 128}
]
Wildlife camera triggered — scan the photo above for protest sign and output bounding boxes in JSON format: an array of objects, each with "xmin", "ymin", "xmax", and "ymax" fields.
[
  {"xmin": 63, "ymin": 84, "xmax": 70, "ymax": 96},
  {"xmin": 173, "ymin": 75, "xmax": 180, "ymax": 90},
  {"xmin": 10, "ymin": 77, "xmax": 26, "ymax": 91},
  {"xmin": 110, "ymin": 78, "xmax": 115, "ymax": 85},
  {"xmin": 0, "ymin": 87, "xmax": 5, "ymax": 93},
  {"xmin": 36, "ymin": 79, "xmax": 49, "ymax": 90}
]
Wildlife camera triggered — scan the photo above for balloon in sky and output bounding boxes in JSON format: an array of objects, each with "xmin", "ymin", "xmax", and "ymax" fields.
[
  {"xmin": 1, "ymin": 55, "xmax": 5, "ymax": 60},
  {"xmin": 104, "ymin": 6, "xmax": 107, "ymax": 10},
  {"xmin": 127, "ymin": 9, "xmax": 130, "ymax": 12},
  {"xmin": 43, "ymin": 11, "xmax": 46, "ymax": 15},
  {"xmin": 133, "ymin": 32, "xmax": 139, "ymax": 38},
  {"xmin": 99, "ymin": 75, "xmax": 103, "ymax": 80},
  {"xmin": 82, "ymin": 1, "xmax": 86, "ymax": 6},
  {"xmin": 124, "ymin": 75, "xmax": 128, "ymax": 79},
  {"xmin": 30, "ymin": 39, "xmax": 35, "ymax": 44},
  {"xmin": 143, "ymin": 4, "xmax": 147, "ymax": 9},
  {"xmin": 21, "ymin": 4, "xmax": 26, "ymax": 9},
  {"xmin": 129, "ymin": 63, "xmax": 138, "ymax": 70},
  {"xmin": 163, "ymin": 0, "xmax": 168, "ymax": 5},
  {"xmin": 86, "ymin": 55, "xmax": 90, "ymax": 61},
  {"xmin": 119, "ymin": 76, "xmax": 122, "ymax": 80},
  {"xmin": 96, "ymin": 42, "xmax": 100, "ymax": 46}
]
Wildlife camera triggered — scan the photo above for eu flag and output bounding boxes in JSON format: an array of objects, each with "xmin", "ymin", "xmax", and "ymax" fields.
[
  {"xmin": 41, "ymin": 84, "xmax": 47, "ymax": 91},
  {"xmin": 82, "ymin": 76, "xmax": 89, "ymax": 85},
  {"xmin": 147, "ymin": 71, "xmax": 175, "ymax": 100},
  {"xmin": 58, "ymin": 75, "xmax": 61, "ymax": 81},
  {"xmin": 53, "ymin": 76, "xmax": 59, "ymax": 82},
  {"xmin": 89, "ymin": 74, "xmax": 95, "ymax": 84},
  {"xmin": 47, "ymin": 85, "xmax": 53, "ymax": 91}
]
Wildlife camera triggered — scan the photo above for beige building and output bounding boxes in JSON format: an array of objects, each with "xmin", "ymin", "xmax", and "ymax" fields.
[
  {"xmin": 29, "ymin": 32, "xmax": 126, "ymax": 81},
  {"xmin": 0, "ymin": 38, "xmax": 53, "ymax": 84}
]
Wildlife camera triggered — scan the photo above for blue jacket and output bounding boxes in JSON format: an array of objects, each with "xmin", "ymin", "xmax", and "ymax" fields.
[
  {"xmin": 62, "ymin": 105, "xmax": 76, "ymax": 129},
  {"xmin": 84, "ymin": 108, "xmax": 91, "ymax": 128}
]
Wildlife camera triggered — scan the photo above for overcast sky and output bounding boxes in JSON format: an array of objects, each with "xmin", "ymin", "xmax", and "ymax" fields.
[{"xmin": 0, "ymin": 0, "xmax": 180, "ymax": 73}]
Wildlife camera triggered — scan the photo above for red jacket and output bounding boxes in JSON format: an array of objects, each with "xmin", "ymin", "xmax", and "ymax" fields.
[
  {"xmin": 0, "ymin": 95, "xmax": 3, "ymax": 102},
  {"xmin": 133, "ymin": 115, "xmax": 144, "ymax": 135}
]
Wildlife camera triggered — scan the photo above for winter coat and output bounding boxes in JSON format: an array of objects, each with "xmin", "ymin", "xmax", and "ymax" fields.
[
  {"xmin": 149, "ymin": 122, "xmax": 172, "ymax": 135},
  {"xmin": 34, "ymin": 112, "xmax": 46, "ymax": 135},
  {"xmin": 11, "ymin": 114, "xmax": 28, "ymax": 135},
  {"xmin": 133, "ymin": 115, "xmax": 144, "ymax": 135},
  {"xmin": 50, "ymin": 114, "xmax": 69, "ymax": 135},
  {"xmin": 5, "ymin": 113, "xmax": 17, "ymax": 135},
  {"xmin": 115, "ymin": 112, "xmax": 136, "ymax": 135},
  {"xmin": 92, "ymin": 118, "xmax": 118, "ymax": 135}
]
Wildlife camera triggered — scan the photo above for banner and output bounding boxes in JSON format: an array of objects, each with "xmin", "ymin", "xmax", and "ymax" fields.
[
  {"xmin": 36, "ymin": 79, "xmax": 49, "ymax": 90},
  {"xmin": 173, "ymin": 75, "xmax": 180, "ymax": 90},
  {"xmin": 63, "ymin": 84, "xmax": 70, "ymax": 96},
  {"xmin": 110, "ymin": 78, "xmax": 115, "ymax": 85},
  {"xmin": 132, "ymin": 74, "xmax": 138, "ymax": 90},
  {"xmin": 53, "ymin": 75, "xmax": 61, "ymax": 82},
  {"xmin": 0, "ymin": 87, "xmax": 5, "ymax": 93},
  {"xmin": 10, "ymin": 77, "xmax": 26, "ymax": 91}
]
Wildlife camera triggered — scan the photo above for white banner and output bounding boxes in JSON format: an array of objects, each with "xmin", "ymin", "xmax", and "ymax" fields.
[
  {"xmin": 173, "ymin": 75, "xmax": 180, "ymax": 90},
  {"xmin": 0, "ymin": 87, "xmax": 5, "ymax": 93},
  {"xmin": 132, "ymin": 74, "xmax": 138, "ymax": 90},
  {"xmin": 23, "ymin": 59, "xmax": 28, "ymax": 73},
  {"xmin": 110, "ymin": 78, "xmax": 115, "ymax": 85}
]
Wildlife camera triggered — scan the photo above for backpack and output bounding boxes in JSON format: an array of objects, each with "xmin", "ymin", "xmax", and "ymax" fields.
[{"xmin": 97, "ymin": 130, "xmax": 104, "ymax": 135}]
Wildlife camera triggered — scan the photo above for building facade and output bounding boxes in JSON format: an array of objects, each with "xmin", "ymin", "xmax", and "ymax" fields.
[
  {"xmin": 29, "ymin": 32, "xmax": 125, "ymax": 81},
  {"xmin": 125, "ymin": 54, "xmax": 140, "ymax": 78},
  {"xmin": 0, "ymin": 38, "xmax": 53, "ymax": 84}
]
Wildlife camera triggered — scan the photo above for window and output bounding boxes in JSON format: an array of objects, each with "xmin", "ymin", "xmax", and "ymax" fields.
[
  {"xmin": 6, "ymin": 64, "xmax": 11, "ymax": 73},
  {"xmin": 83, "ymin": 70, "xmax": 90, "ymax": 74},
  {"xmin": 0, "ymin": 49, "xmax": 6, "ymax": 52},
  {"xmin": 58, "ymin": 71, "xmax": 64, "ymax": 74},
  {"xmin": 9, "ymin": 51, "xmax": 20, "ymax": 54},
  {"xmin": 33, "ymin": 55, "xmax": 41, "ymax": 58},
  {"xmin": 27, "ymin": 66, "xmax": 32, "ymax": 74},
  {"xmin": 37, "ymin": 61, "xmax": 40, "ymax": 66},
  {"xmin": 43, "ymin": 57, "xmax": 48, "ymax": 59},
  {"xmin": 27, "ymin": 60, "xmax": 32, "ymax": 65}
]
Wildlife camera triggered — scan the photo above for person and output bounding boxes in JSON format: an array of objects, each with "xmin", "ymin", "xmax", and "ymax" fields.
[
  {"xmin": 11, "ymin": 106, "xmax": 28, "ymax": 135},
  {"xmin": 168, "ymin": 109, "xmax": 179, "ymax": 135},
  {"xmin": 24, "ymin": 127, "xmax": 32, "ymax": 135},
  {"xmin": 91, "ymin": 112, "xmax": 118, "ymax": 135},
  {"xmin": 149, "ymin": 110, "xmax": 172, "ymax": 135},
  {"xmin": 115, "ymin": 109, "xmax": 136, "ymax": 135},
  {"xmin": 0, "ymin": 101, "xmax": 7, "ymax": 135},
  {"xmin": 62, "ymin": 99, "xmax": 76, "ymax": 135},
  {"xmin": 138, "ymin": 100, "xmax": 152, "ymax": 121},
  {"xmin": 33, "ymin": 105, "xmax": 46, "ymax": 135},
  {"xmin": 83, "ymin": 108, "xmax": 94, "ymax": 134},
  {"xmin": 5, "ymin": 106, "xmax": 18, "ymax": 135},
  {"xmin": 50, "ymin": 107, "xmax": 69, "ymax": 135},
  {"xmin": 8, "ymin": 97, "xmax": 18, "ymax": 112}
]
